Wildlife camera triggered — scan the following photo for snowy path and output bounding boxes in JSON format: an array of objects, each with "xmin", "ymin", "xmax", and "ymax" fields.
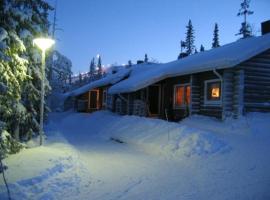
[{"xmin": 1, "ymin": 111, "xmax": 270, "ymax": 199}]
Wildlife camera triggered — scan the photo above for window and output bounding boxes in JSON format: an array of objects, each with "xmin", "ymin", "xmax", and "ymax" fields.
[
  {"xmin": 174, "ymin": 84, "xmax": 190, "ymax": 108},
  {"xmin": 204, "ymin": 79, "xmax": 222, "ymax": 105}
]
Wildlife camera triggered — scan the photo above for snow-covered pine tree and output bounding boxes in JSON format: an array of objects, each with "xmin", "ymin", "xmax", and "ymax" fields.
[
  {"xmin": 97, "ymin": 55, "xmax": 102, "ymax": 76},
  {"xmin": 185, "ymin": 20, "xmax": 195, "ymax": 55},
  {"xmin": 0, "ymin": 0, "xmax": 53, "ymax": 153},
  {"xmin": 0, "ymin": 0, "xmax": 28, "ymax": 138},
  {"xmin": 200, "ymin": 45, "xmax": 205, "ymax": 52},
  {"xmin": 236, "ymin": 0, "xmax": 254, "ymax": 38},
  {"xmin": 48, "ymin": 50, "xmax": 72, "ymax": 92},
  {"xmin": 18, "ymin": 0, "xmax": 53, "ymax": 141},
  {"xmin": 212, "ymin": 23, "xmax": 220, "ymax": 48}
]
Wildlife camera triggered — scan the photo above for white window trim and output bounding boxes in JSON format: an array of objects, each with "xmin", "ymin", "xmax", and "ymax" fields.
[
  {"xmin": 173, "ymin": 83, "xmax": 190, "ymax": 109},
  {"xmin": 204, "ymin": 79, "xmax": 222, "ymax": 105}
]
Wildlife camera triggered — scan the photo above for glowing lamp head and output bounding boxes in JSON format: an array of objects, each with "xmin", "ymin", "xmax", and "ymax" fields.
[{"xmin": 33, "ymin": 38, "xmax": 55, "ymax": 51}]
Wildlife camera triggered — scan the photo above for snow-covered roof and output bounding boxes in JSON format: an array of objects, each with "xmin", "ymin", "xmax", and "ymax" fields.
[
  {"xmin": 64, "ymin": 67, "xmax": 131, "ymax": 97},
  {"xmin": 109, "ymin": 33, "xmax": 270, "ymax": 94}
]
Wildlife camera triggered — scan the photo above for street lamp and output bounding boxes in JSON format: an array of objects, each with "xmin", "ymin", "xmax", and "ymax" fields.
[{"xmin": 33, "ymin": 37, "xmax": 55, "ymax": 145}]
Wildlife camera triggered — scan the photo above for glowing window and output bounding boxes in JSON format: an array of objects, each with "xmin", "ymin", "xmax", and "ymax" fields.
[
  {"xmin": 205, "ymin": 80, "xmax": 222, "ymax": 104},
  {"xmin": 174, "ymin": 84, "xmax": 190, "ymax": 108}
]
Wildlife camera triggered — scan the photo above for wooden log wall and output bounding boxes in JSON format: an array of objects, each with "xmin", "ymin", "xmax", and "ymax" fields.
[{"xmin": 239, "ymin": 49, "xmax": 270, "ymax": 113}]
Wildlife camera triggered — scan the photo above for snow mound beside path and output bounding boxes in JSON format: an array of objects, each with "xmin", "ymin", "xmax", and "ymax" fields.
[
  {"xmin": 70, "ymin": 111, "xmax": 231, "ymax": 158},
  {"xmin": 104, "ymin": 114, "xmax": 230, "ymax": 157}
]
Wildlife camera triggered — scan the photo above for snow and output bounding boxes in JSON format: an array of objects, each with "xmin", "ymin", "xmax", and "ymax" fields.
[
  {"xmin": 0, "ymin": 27, "xmax": 8, "ymax": 51},
  {"xmin": 1, "ymin": 111, "xmax": 270, "ymax": 199},
  {"xmin": 109, "ymin": 33, "xmax": 270, "ymax": 94},
  {"xmin": 0, "ymin": 27, "xmax": 7, "ymax": 42},
  {"xmin": 1, "ymin": 130, "xmax": 10, "ymax": 141},
  {"xmin": 19, "ymin": 29, "xmax": 32, "ymax": 39},
  {"xmin": 64, "ymin": 66, "xmax": 131, "ymax": 97}
]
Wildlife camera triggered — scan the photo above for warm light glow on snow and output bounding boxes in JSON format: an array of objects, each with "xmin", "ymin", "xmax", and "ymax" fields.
[{"xmin": 33, "ymin": 38, "xmax": 55, "ymax": 51}]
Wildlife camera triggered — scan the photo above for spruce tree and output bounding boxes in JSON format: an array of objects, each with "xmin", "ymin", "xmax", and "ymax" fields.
[
  {"xmin": 237, "ymin": 0, "xmax": 254, "ymax": 38},
  {"xmin": 19, "ymin": 0, "xmax": 53, "ymax": 141},
  {"xmin": 200, "ymin": 45, "xmax": 205, "ymax": 52},
  {"xmin": 79, "ymin": 73, "xmax": 82, "ymax": 84},
  {"xmin": 89, "ymin": 58, "xmax": 96, "ymax": 75},
  {"xmin": 212, "ymin": 23, "xmax": 220, "ymax": 48},
  {"xmin": 0, "ymin": 2, "xmax": 28, "ymax": 143},
  {"xmin": 0, "ymin": 0, "xmax": 53, "ymax": 150},
  {"xmin": 97, "ymin": 55, "xmax": 102, "ymax": 76},
  {"xmin": 185, "ymin": 20, "xmax": 195, "ymax": 55},
  {"xmin": 128, "ymin": 60, "xmax": 132, "ymax": 66},
  {"xmin": 144, "ymin": 54, "xmax": 148, "ymax": 63}
]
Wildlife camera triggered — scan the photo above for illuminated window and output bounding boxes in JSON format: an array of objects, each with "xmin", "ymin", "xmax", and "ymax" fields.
[
  {"xmin": 204, "ymin": 79, "xmax": 222, "ymax": 104},
  {"xmin": 174, "ymin": 84, "xmax": 190, "ymax": 108}
]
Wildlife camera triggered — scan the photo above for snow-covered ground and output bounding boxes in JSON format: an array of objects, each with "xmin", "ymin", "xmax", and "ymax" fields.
[{"xmin": 1, "ymin": 111, "xmax": 270, "ymax": 200}]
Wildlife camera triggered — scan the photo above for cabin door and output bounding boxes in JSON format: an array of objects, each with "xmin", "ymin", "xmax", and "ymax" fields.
[
  {"xmin": 89, "ymin": 90, "xmax": 99, "ymax": 110},
  {"xmin": 148, "ymin": 85, "xmax": 161, "ymax": 116}
]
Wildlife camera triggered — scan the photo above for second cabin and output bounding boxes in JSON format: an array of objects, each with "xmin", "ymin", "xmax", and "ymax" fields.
[{"xmin": 76, "ymin": 87, "xmax": 107, "ymax": 112}]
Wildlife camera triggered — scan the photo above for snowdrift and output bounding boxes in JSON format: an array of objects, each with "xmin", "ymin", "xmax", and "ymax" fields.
[{"xmin": 54, "ymin": 111, "xmax": 233, "ymax": 158}]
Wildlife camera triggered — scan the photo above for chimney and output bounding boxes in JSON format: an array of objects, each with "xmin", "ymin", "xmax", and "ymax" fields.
[
  {"xmin": 137, "ymin": 60, "xmax": 144, "ymax": 64},
  {"xmin": 261, "ymin": 20, "xmax": 270, "ymax": 35}
]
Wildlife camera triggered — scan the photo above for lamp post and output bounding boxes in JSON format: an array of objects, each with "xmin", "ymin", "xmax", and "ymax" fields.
[{"xmin": 33, "ymin": 37, "xmax": 55, "ymax": 145}]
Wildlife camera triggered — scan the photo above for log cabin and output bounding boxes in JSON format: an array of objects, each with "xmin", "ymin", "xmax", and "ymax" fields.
[
  {"xmin": 63, "ymin": 66, "xmax": 131, "ymax": 112},
  {"xmin": 108, "ymin": 21, "xmax": 270, "ymax": 120}
]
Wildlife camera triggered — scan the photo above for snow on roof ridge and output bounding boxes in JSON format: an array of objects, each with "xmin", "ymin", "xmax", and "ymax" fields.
[
  {"xmin": 63, "ymin": 67, "xmax": 131, "ymax": 98},
  {"xmin": 109, "ymin": 33, "xmax": 270, "ymax": 94}
]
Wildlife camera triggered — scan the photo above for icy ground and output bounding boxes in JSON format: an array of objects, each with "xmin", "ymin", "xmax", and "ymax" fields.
[{"xmin": 1, "ymin": 111, "xmax": 270, "ymax": 200}]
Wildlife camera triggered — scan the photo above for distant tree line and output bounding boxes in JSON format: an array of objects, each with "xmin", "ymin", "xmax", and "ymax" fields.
[{"xmin": 178, "ymin": 0, "xmax": 254, "ymax": 59}]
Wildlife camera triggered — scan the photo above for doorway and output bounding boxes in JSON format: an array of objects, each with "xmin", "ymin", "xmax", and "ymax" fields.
[
  {"xmin": 89, "ymin": 90, "xmax": 99, "ymax": 110},
  {"xmin": 148, "ymin": 85, "xmax": 161, "ymax": 116}
]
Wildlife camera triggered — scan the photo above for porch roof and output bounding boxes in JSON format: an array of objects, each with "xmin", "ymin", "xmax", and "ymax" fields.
[{"xmin": 108, "ymin": 33, "xmax": 270, "ymax": 94}]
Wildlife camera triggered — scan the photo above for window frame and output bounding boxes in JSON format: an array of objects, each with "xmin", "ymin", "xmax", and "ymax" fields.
[
  {"xmin": 204, "ymin": 79, "xmax": 222, "ymax": 105},
  {"xmin": 173, "ymin": 83, "xmax": 191, "ymax": 109}
]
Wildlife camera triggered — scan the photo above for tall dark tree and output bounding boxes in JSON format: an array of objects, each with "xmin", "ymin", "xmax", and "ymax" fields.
[
  {"xmin": 237, "ymin": 0, "xmax": 254, "ymax": 38},
  {"xmin": 89, "ymin": 57, "xmax": 96, "ymax": 75},
  {"xmin": 97, "ymin": 55, "xmax": 102, "ymax": 76},
  {"xmin": 144, "ymin": 54, "xmax": 148, "ymax": 63},
  {"xmin": 212, "ymin": 23, "xmax": 220, "ymax": 48},
  {"xmin": 200, "ymin": 45, "xmax": 205, "ymax": 52},
  {"xmin": 185, "ymin": 20, "xmax": 195, "ymax": 55}
]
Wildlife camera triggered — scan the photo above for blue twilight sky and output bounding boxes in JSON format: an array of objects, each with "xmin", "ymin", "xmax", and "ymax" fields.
[{"xmin": 47, "ymin": 0, "xmax": 270, "ymax": 74}]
